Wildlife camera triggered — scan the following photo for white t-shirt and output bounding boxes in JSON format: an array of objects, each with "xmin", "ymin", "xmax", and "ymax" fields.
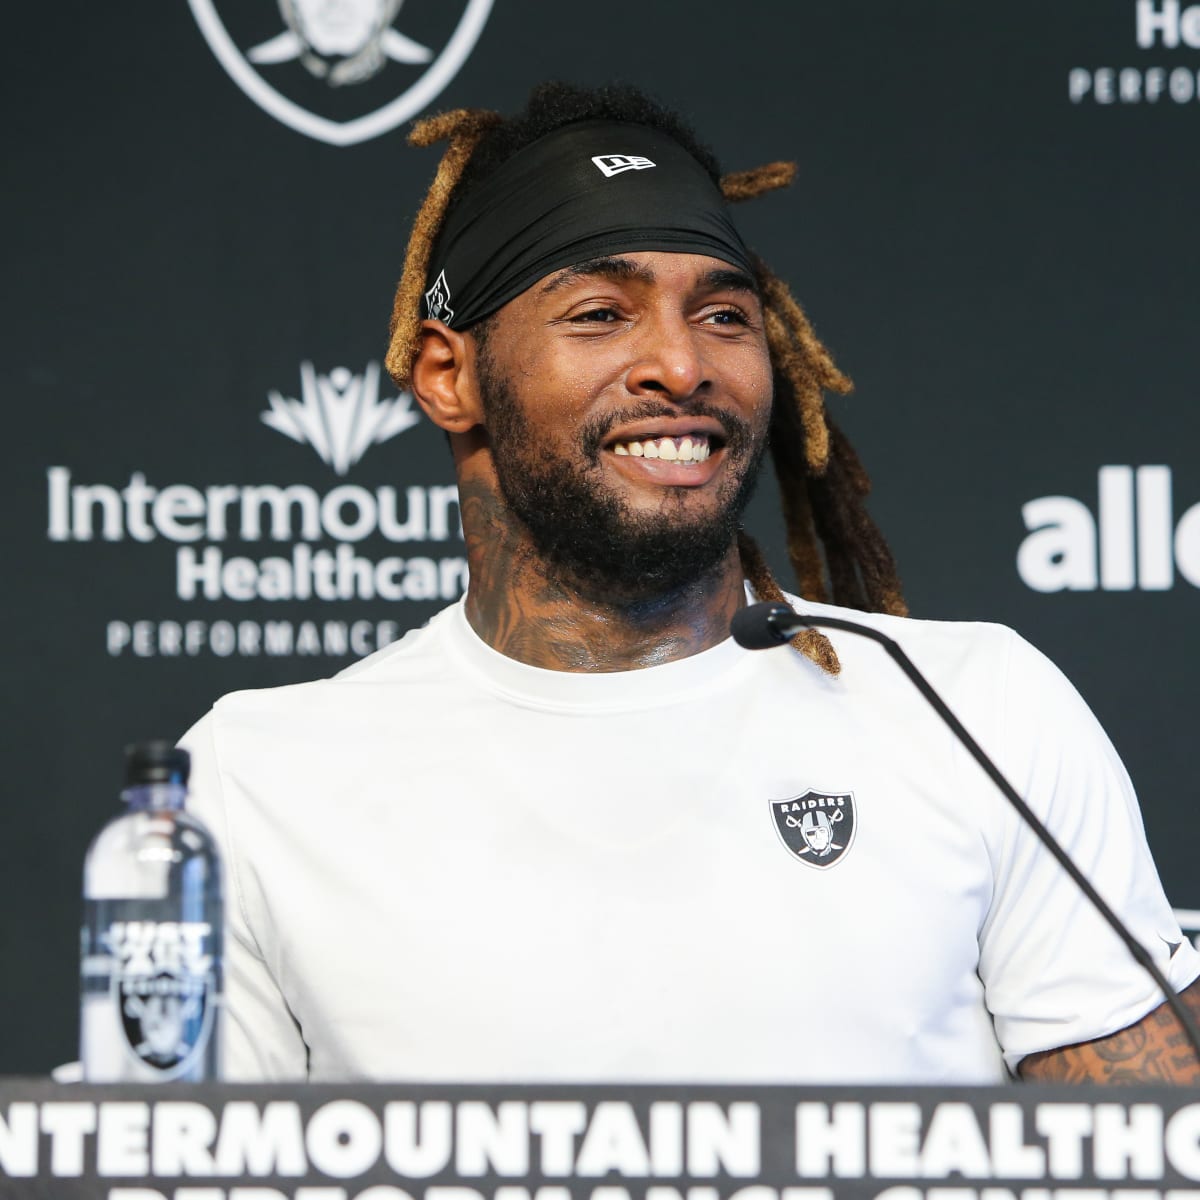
[{"xmin": 180, "ymin": 594, "xmax": 1199, "ymax": 1082}]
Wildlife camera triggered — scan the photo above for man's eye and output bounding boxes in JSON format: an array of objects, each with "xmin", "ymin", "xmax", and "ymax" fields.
[
  {"xmin": 571, "ymin": 308, "xmax": 619, "ymax": 323},
  {"xmin": 705, "ymin": 308, "xmax": 748, "ymax": 326}
]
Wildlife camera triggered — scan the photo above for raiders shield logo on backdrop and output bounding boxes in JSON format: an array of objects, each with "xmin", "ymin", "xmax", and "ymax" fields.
[
  {"xmin": 188, "ymin": 0, "xmax": 494, "ymax": 146},
  {"xmin": 771, "ymin": 790, "xmax": 856, "ymax": 869}
]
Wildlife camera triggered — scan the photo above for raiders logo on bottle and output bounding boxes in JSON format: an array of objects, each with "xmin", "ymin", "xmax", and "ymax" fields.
[
  {"xmin": 770, "ymin": 790, "xmax": 856, "ymax": 868},
  {"xmin": 106, "ymin": 919, "xmax": 217, "ymax": 1077}
]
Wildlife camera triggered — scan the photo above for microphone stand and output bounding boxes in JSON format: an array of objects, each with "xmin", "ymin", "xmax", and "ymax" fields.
[{"xmin": 736, "ymin": 602, "xmax": 1200, "ymax": 1062}]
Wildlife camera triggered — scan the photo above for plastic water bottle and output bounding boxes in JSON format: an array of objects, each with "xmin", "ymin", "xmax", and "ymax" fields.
[{"xmin": 79, "ymin": 742, "xmax": 223, "ymax": 1081}]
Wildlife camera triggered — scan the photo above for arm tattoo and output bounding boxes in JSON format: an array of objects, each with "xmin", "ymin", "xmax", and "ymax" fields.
[{"xmin": 1020, "ymin": 978, "xmax": 1200, "ymax": 1083}]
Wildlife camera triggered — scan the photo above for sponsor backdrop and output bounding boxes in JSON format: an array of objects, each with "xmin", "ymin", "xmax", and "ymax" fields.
[{"xmin": 5, "ymin": 1, "xmax": 1197, "ymax": 1073}]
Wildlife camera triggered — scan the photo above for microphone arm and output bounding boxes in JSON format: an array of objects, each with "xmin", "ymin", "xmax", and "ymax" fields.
[{"xmin": 732, "ymin": 601, "xmax": 1200, "ymax": 1062}]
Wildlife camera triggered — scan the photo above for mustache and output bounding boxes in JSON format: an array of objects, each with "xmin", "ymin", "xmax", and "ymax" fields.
[{"xmin": 579, "ymin": 400, "xmax": 756, "ymax": 463}]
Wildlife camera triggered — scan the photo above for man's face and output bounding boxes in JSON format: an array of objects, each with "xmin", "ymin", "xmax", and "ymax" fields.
[{"xmin": 472, "ymin": 251, "xmax": 773, "ymax": 604}]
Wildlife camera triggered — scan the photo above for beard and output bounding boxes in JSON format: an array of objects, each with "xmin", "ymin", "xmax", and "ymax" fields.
[{"xmin": 478, "ymin": 361, "xmax": 768, "ymax": 606}]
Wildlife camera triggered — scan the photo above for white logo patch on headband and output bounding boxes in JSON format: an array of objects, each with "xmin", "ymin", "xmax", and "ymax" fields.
[
  {"xmin": 591, "ymin": 154, "xmax": 657, "ymax": 178},
  {"xmin": 424, "ymin": 270, "xmax": 454, "ymax": 322}
]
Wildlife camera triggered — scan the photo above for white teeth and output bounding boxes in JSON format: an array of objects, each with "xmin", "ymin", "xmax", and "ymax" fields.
[{"xmin": 611, "ymin": 435, "xmax": 712, "ymax": 461}]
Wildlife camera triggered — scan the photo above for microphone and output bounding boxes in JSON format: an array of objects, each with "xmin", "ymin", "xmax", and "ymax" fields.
[
  {"xmin": 730, "ymin": 601, "xmax": 807, "ymax": 650},
  {"xmin": 732, "ymin": 600, "xmax": 1200, "ymax": 1060}
]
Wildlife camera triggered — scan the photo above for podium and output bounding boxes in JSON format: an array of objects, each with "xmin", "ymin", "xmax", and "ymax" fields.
[{"xmin": 4, "ymin": 1080, "xmax": 1200, "ymax": 1200}]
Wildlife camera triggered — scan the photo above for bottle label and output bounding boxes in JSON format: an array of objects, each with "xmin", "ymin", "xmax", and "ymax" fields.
[{"xmin": 103, "ymin": 918, "xmax": 217, "ymax": 1076}]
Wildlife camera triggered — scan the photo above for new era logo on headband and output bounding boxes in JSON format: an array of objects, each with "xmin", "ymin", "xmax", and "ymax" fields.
[{"xmin": 591, "ymin": 154, "xmax": 656, "ymax": 178}]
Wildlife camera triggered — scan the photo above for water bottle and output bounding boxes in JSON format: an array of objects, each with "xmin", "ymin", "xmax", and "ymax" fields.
[{"xmin": 79, "ymin": 741, "xmax": 223, "ymax": 1081}]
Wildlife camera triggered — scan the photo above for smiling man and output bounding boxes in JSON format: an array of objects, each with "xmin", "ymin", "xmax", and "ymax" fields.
[
  {"xmin": 418, "ymin": 246, "xmax": 771, "ymax": 666},
  {"xmin": 182, "ymin": 83, "xmax": 1200, "ymax": 1083}
]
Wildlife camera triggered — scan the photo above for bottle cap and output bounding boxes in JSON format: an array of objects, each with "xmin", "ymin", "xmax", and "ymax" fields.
[{"xmin": 124, "ymin": 741, "xmax": 190, "ymax": 786}]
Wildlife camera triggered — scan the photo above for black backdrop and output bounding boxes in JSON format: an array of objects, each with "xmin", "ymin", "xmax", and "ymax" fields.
[{"xmin": 6, "ymin": 1, "xmax": 1199, "ymax": 1073}]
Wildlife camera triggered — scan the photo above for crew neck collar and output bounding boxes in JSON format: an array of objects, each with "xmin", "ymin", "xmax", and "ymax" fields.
[{"xmin": 443, "ymin": 596, "xmax": 755, "ymax": 712}]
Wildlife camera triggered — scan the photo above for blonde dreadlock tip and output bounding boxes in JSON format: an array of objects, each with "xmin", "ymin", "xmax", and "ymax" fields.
[
  {"xmin": 407, "ymin": 111, "xmax": 457, "ymax": 148},
  {"xmin": 384, "ymin": 347, "xmax": 412, "ymax": 391},
  {"xmin": 793, "ymin": 629, "xmax": 841, "ymax": 676},
  {"xmin": 720, "ymin": 161, "xmax": 798, "ymax": 202},
  {"xmin": 804, "ymin": 437, "xmax": 831, "ymax": 476},
  {"xmin": 407, "ymin": 108, "xmax": 500, "ymax": 148}
]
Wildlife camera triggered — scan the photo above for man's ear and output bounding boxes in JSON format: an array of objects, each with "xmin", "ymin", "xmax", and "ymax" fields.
[{"xmin": 410, "ymin": 320, "xmax": 484, "ymax": 433}]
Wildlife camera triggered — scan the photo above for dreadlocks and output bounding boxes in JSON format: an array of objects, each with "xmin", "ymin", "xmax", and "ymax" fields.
[{"xmin": 385, "ymin": 83, "xmax": 907, "ymax": 674}]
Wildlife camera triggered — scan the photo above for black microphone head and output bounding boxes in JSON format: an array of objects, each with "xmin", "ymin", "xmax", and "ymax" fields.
[{"xmin": 730, "ymin": 602, "xmax": 795, "ymax": 650}]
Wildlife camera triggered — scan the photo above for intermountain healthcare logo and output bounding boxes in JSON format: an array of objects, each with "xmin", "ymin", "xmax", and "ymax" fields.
[
  {"xmin": 1069, "ymin": 0, "xmax": 1200, "ymax": 105},
  {"xmin": 45, "ymin": 360, "xmax": 467, "ymax": 659},
  {"xmin": 261, "ymin": 360, "xmax": 420, "ymax": 475},
  {"xmin": 189, "ymin": 0, "xmax": 494, "ymax": 146}
]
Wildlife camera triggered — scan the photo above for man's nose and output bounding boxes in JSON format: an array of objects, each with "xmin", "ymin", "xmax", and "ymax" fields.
[{"xmin": 624, "ymin": 313, "xmax": 708, "ymax": 400}]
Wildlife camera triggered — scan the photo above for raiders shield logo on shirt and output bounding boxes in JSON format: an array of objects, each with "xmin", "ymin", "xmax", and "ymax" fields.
[{"xmin": 770, "ymin": 790, "xmax": 856, "ymax": 868}]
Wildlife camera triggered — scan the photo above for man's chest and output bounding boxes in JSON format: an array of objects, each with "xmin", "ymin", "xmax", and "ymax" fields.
[{"xmin": 232, "ymin": 699, "xmax": 1005, "ymax": 1081}]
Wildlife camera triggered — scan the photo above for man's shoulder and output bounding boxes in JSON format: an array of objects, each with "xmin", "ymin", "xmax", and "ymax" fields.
[
  {"xmin": 784, "ymin": 596, "xmax": 1109, "ymax": 769},
  {"xmin": 198, "ymin": 600, "xmax": 463, "ymax": 730},
  {"xmin": 787, "ymin": 593, "xmax": 1024, "ymax": 666}
]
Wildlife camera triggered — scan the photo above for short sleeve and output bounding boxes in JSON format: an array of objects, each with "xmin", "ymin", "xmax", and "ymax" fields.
[
  {"xmin": 977, "ymin": 630, "xmax": 1200, "ymax": 1071},
  {"xmin": 180, "ymin": 711, "xmax": 309, "ymax": 1080}
]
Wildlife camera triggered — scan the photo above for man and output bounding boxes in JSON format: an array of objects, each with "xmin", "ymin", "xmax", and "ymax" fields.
[{"xmin": 182, "ymin": 83, "xmax": 1200, "ymax": 1083}]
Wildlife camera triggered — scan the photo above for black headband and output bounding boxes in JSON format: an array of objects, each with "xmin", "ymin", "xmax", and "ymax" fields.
[{"xmin": 422, "ymin": 120, "xmax": 755, "ymax": 329}]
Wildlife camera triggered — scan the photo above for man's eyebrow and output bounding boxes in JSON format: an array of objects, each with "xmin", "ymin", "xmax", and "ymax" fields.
[
  {"xmin": 700, "ymin": 267, "xmax": 760, "ymax": 297},
  {"xmin": 538, "ymin": 256, "xmax": 654, "ymax": 296},
  {"xmin": 538, "ymin": 258, "xmax": 760, "ymax": 300}
]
